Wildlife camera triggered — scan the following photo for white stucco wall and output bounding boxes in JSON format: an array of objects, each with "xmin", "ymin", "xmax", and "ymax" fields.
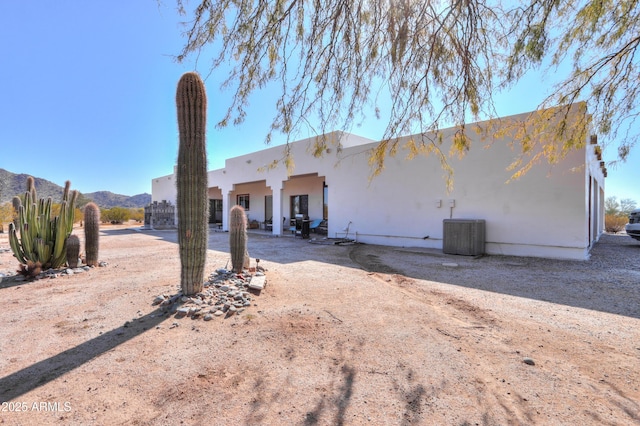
[
  {"xmin": 151, "ymin": 174, "xmax": 176, "ymax": 205},
  {"xmin": 150, "ymin": 111, "xmax": 605, "ymax": 259}
]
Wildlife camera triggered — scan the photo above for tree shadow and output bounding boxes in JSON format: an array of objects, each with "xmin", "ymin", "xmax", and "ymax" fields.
[
  {"xmin": 304, "ymin": 364, "xmax": 356, "ymax": 426},
  {"xmin": 0, "ymin": 307, "xmax": 170, "ymax": 402}
]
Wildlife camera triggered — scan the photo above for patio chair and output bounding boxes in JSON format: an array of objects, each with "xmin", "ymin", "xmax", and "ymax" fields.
[{"xmin": 309, "ymin": 219, "xmax": 322, "ymax": 233}]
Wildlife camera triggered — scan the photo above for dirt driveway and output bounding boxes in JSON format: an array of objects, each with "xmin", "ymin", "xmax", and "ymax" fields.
[{"xmin": 0, "ymin": 226, "xmax": 638, "ymax": 425}]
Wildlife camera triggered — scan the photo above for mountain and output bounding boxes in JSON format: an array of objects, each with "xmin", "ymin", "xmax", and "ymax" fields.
[
  {"xmin": 0, "ymin": 168, "xmax": 151, "ymax": 208},
  {"xmin": 82, "ymin": 191, "xmax": 151, "ymax": 208}
]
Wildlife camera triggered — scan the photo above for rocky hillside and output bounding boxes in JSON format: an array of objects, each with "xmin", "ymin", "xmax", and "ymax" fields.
[
  {"xmin": 82, "ymin": 191, "xmax": 151, "ymax": 208},
  {"xmin": 0, "ymin": 168, "xmax": 150, "ymax": 208}
]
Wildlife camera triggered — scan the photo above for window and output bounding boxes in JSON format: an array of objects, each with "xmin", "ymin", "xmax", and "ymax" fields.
[
  {"xmin": 290, "ymin": 194, "xmax": 308, "ymax": 217},
  {"xmin": 237, "ymin": 194, "xmax": 250, "ymax": 210}
]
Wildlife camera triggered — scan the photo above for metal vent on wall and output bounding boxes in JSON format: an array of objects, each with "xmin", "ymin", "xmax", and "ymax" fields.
[{"xmin": 443, "ymin": 219, "xmax": 486, "ymax": 256}]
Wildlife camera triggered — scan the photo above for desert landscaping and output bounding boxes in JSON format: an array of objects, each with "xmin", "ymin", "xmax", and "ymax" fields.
[{"xmin": 0, "ymin": 224, "xmax": 639, "ymax": 425}]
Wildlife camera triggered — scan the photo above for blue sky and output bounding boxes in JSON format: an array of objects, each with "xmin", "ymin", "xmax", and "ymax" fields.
[{"xmin": 0, "ymin": 1, "xmax": 637, "ymax": 204}]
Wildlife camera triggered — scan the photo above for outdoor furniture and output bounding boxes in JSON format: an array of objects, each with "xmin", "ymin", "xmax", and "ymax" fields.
[
  {"xmin": 316, "ymin": 220, "xmax": 328, "ymax": 235},
  {"xmin": 294, "ymin": 214, "xmax": 304, "ymax": 238},
  {"xmin": 309, "ymin": 219, "xmax": 322, "ymax": 233}
]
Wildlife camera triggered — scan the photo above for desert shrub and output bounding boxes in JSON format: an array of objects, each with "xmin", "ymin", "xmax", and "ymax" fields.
[
  {"xmin": 605, "ymin": 214, "xmax": 628, "ymax": 233},
  {"xmin": 130, "ymin": 208, "xmax": 144, "ymax": 223},
  {"xmin": 101, "ymin": 207, "xmax": 130, "ymax": 224}
]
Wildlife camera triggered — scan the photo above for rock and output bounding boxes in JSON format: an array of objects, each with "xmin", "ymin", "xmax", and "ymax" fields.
[
  {"xmin": 65, "ymin": 269, "xmax": 74, "ymax": 275},
  {"xmin": 442, "ymin": 262, "xmax": 459, "ymax": 267},
  {"xmin": 98, "ymin": 261, "xmax": 108, "ymax": 267},
  {"xmin": 157, "ymin": 266, "xmax": 265, "ymax": 323},
  {"xmin": 248, "ymin": 275, "xmax": 267, "ymax": 290},
  {"xmin": 523, "ymin": 357, "xmax": 536, "ymax": 366}
]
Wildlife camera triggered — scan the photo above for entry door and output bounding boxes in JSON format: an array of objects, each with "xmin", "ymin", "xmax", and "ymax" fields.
[{"xmin": 209, "ymin": 199, "xmax": 223, "ymax": 223}]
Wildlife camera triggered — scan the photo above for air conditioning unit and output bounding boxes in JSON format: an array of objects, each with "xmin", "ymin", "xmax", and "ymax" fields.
[{"xmin": 443, "ymin": 219, "xmax": 485, "ymax": 256}]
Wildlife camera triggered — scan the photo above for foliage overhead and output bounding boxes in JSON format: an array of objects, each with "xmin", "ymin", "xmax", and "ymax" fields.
[{"xmin": 172, "ymin": 0, "xmax": 639, "ymax": 178}]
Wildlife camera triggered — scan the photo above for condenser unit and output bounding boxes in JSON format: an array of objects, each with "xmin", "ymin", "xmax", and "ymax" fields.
[{"xmin": 443, "ymin": 219, "xmax": 486, "ymax": 256}]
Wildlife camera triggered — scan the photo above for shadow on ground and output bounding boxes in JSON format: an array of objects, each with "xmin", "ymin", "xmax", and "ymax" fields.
[
  {"xmin": 106, "ymin": 227, "xmax": 640, "ymax": 319},
  {"xmin": 0, "ymin": 308, "xmax": 170, "ymax": 402}
]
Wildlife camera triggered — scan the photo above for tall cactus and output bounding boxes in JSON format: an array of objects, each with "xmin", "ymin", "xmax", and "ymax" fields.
[
  {"xmin": 229, "ymin": 205, "xmax": 250, "ymax": 273},
  {"xmin": 176, "ymin": 71, "xmax": 209, "ymax": 295},
  {"xmin": 8, "ymin": 178, "xmax": 78, "ymax": 270},
  {"xmin": 66, "ymin": 234, "xmax": 80, "ymax": 268},
  {"xmin": 84, "ymin": 202, "xmax": 100, "ymax": 267}
]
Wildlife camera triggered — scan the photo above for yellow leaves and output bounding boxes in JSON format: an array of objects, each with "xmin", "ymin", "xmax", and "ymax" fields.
[
  {"xmin": 496, "ymin": 103, "xmax": 591, "ymax": 183},
  {"xmin": 284, "ymin": 152, "xmax": 295, "ymax": 177},
  {"xmin": 450, "ymin": 130, "xmax": 470, "ymax": 159},
  {"xmin": 368, "ymin": 140, "xmax": 391, "ymax": 177}
]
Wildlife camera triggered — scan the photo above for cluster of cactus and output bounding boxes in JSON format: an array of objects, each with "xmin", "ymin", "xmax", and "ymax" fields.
[
  {"xmin": 229, "ymin": 205, "xmax": 250, "ymax": 273},
  {"xmin": 8, "ymin": 177, "xmax": 78, "ymax": 271},
  {"xmin": 83, "ymin": 202, "xmax": 100, "ymax": 266},
  {"xmin": 176, "ymin": 71, "xmax": 209, "ymax": 295}
]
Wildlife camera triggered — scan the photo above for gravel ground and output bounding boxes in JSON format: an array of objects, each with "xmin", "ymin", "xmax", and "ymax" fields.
[
  {"xmin": 347, "ymin": 232, "xmax": 640, "ymax": 319},
  {"xmin": 0, "ymin": 227, "xmax": 638, "ymax": 425}
]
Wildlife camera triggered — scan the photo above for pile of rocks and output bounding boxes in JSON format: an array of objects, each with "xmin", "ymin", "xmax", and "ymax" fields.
[
  {"xmin": 152, "ymin": 268, "xmax": 266, "ymax": 321},
  {"xmin": 8, "ymin": 261, "xmax": 108, "ymax": 281}
]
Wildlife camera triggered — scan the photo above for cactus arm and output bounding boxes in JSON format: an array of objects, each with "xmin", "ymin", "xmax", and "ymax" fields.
[
  {"xmin": 51, "ymin": 204, "xmax": 68, "ymax": 268},
  {"xmin": 8, "ymin": 223, "xmax": 27, "ymax": 264}
]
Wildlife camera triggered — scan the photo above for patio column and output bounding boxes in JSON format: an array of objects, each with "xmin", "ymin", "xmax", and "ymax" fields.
[
  {"xmin": 267, "ymin": 179, "xmax": 284, "ymax": 235},
  {"xmin": 221, "ymin": 185, "xmax": 233, "ymax": 232}
]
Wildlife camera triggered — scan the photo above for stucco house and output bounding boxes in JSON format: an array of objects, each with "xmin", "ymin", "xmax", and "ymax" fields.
[{"xmin": 151, "ymin": 105, "xmax": 606, "ymax": 260}]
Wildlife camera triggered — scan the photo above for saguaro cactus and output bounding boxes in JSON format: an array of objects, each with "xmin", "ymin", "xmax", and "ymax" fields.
[
  {"xmin": 176, "ymin": 71, "xmax": 209, "ymax": 295},
  {"xmin": 229, "ymin": 205, "xmax": 250, "ymax": 273},
  {"xmin": 66, "ymin": 234, "xmax": 80, "ymax": 268},
  {"xmin": 84, "ymin": 202, "xmax": 100, "ymax": 267}
]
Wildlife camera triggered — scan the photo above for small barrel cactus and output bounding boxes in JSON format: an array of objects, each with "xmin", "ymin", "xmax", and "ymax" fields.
[
  {"xmin": 84, "ymin": 202, "xmax": 100, "ymax": 266},
  {"xmin": 66, "ymin": 234, "xmax": 80, "ymax": 268},
  {"xmin": 176, "ymin": 71, "xmax": 209, "ymax": 295},
  {"xmin": 229, "ymin": 205, "xmax": 250, "ymax": 273}
]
